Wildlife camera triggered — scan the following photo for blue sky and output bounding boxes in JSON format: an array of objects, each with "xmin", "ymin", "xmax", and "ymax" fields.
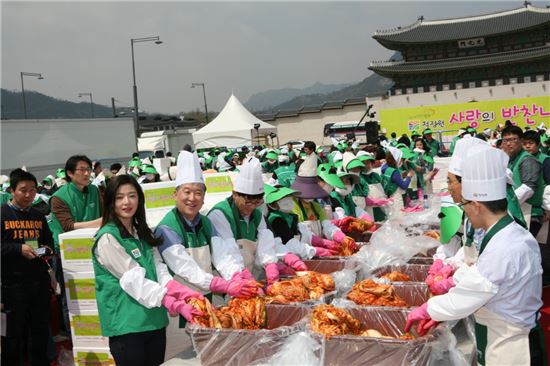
[{"xmin": 2, "ymin": 1, "xmax": 547, "ymax": 114}]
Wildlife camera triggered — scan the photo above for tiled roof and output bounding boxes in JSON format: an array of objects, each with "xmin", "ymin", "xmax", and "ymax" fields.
[
  {"xmin": 369, "ymin": 45, "xmax": 550, "ymax": 75},
  {"xmin": 373, "ymin": 5, "xmax": 550, "ymax": 45}
]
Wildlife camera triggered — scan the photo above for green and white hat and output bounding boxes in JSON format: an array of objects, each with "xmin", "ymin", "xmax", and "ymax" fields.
[
  {"xmin": 317, "ymin": 163, "xmax": 345, "ymax": 189},
  {"xmin": 423, "ymin": 129, "xmax": 433, "ymax": 135},
  {"xmin": 265, "ymin": 185, "xmax": 297, "ymax": 205},
  {"xmin": 356, "ymin": 151, "xmax": 374, "ymax": 162},
  {"xmin": 56, "ymin": 168, "xmax": 66, "ymax": 179},
  {"xmin": 439, "ymin": 196, "xmax": 463, "ymax": 244},
  {"xmin": 265, "ymin": 151, "xmax": 279, "ymax": 161},
  {"xmin": 128, "ymin": 157, "xmax": 141, "ymax": 168},
  {"xmin": 342, "ymin": 152, "xmax": 365, "ymax": 172},
  {"xmin": 141, "ymin": 164, "xmax": 158, "ymax": 175}
]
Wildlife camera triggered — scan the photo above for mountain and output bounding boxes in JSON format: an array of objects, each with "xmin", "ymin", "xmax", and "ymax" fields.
[
  {"xmin": 0, "ymin": 89, "xmax": 131, "ymax": 119},
  {"xmin": 244, "ymin": 81, "xmax": 352, "ymax": 112},
  {"xmin": 267, "ymin": 72, "xmax": 393, "ymax": 112}
]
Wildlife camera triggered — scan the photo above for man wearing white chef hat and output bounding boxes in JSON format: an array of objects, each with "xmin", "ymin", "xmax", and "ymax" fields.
[
  {"xmin": 155, "ymin": 151, "xmax": 259, "ymax": 326},
  {"xmin": 208, "ymin": 156, "xmax": 280, "ymax": 288},
  {"xmin": 406, "ymin": 147, "xmax": 544, "ymax": 366}
]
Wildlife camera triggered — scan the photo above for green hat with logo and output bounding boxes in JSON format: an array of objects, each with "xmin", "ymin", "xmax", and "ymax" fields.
[
  {"xmin": 399, "ymin": 147, "xmax": 416, "ymax": 160},
  {"xmin": 265, "ymin": 151, "xmax": 279, "ymax": 161},
  {"xmin": 128, "ymin": 158, "xmax": 141, "ymax": 168},
  {"xmin": 317, "ymin": 163, "xmax": 345, "ymax": 189},
  {"xmin": 439, "ymin": 197, "xmax": 464, "ymax": 244},
  {"xmin": 265, "ymin": 185, "xmax": 297, "ymax": 205},
  {"xmin": 56, "ymin": 168, "xmax": 66, "ymax": 179},
  {"xmin": 141, "ymin": 164, "xmax": 158, "ymax": 174},
  {"xmin": 423, "ymin": 129, "xmax": 433, "ymax": 135}
]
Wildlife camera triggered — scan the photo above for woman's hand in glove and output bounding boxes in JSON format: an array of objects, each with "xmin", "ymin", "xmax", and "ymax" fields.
[
  {"xmin": 283, "ymin": 253, "xmax": 307, "ymax": 271},
  {"xmin": 171, "ymin": 299, "xmax": 204, "ymax": 323},
  {"xmin": 210, "ymin": 276, "xmax": 259, "ymax": 298},
  {"xmin": 404, "ymin": 303, "xmax": 438, "ymax": 336},
  {"xmin": 165, "ymin": 279, "xmax": 204, "ymax": 302},
  {"xmin": 264, "ymin": 263, "xmax": 280, "ymax": 286},
  {"xmin": 315, "ymin": 247, "xmax": 337, "ymax": 257},
  {"xmin": 311, "ymin": 235, "xmax": 340, "ymax": 251}
]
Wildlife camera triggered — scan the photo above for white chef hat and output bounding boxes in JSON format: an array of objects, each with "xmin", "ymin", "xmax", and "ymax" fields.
[
  {"xmin": 233, "ymin": 156, "xmax": 264, "ymax": 195},
  {"xmin": 461, "ymin": 147, "xmax": 508, "ymax": 202},
  {"xmin": 448, "ymin": 136, "xmax": 488, "ymax": 176},
  {"xmin": 386, "ymin": 146, "xmax": 402, "ymax": 165},
  {"xmin": 175, "ymin": 151, "xmax": 204, "ymax": 187}
]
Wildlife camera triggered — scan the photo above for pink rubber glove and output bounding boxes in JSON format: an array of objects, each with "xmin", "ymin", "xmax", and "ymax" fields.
[
  {"xmin": 429, "ymin": 277, "xmax": 455, "ymax": 295},
  {"xmin": 438, "ymin": 264, "xmax": 455, "ymax": 279},
  {"xmin": 171, "ymin": 299, "xmax": 204, "ymax": 323},
  {"xmin": 209, "ymin": 276, "xmax": 258, "ymax": 298},
  {"xmin": 315, "ymin": 247, "xmax": 336, "ymax": 257},
  {"xmin": 239, "ymin": 268, "xmax": 254, "ymax": 281},
  {"xmin": 264, "ymin": 263, "xmax": 280, "ymax": 286},
  {"xmin": 365, "ymin": 197, "xmax": 389, "ymax": 207},
  {"xmin": 165, "ymin": 279, "xmax": 204, "ymax": 302},
  {"xmin": 311, "ymin": 235, "xmax": 340, "ymax": 252},
  {"xmin": 283, "ymin": 253, "xmax": 307, "ymax": 271},
  {"xmin": 161, "ymin": 294, "xmax": 178, "ymax": 316},
  {"xmin": 428, "ymin": 259, "xmax": 445, "ymax": 275},
  {"xmin": 332, "ymin": 230, "xmax": 347, "ymax": 244},
  {"xmin": 404, "ymin": 303, "xmax": 438, "ymax": 336},
  {"xmin": 276, "ymin": 262, "xmax": 296, "ymax": 276},
  {"xmin": 359, "ymin": 213, "xmax": 374, "ymax": 222}
]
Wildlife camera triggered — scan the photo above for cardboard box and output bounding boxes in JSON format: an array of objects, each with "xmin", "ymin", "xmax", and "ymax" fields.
[
  {"xmin": 59, "ymin": 229, "xmax": 96, "ymax": 273},
  {"xmin": 70, "ymin": 311, "xmax": 109, "ymax": 349},
  {"xmin": 72, "ymin": 347, "xmax": 115, "ymax": 366},
  {"xmin": 64, "ymin": 270, "xmax": 98, "ymax": 313}
]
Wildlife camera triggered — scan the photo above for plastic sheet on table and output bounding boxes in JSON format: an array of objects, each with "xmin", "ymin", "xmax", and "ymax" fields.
[
  {"xmin": 259, "ymin": 331, "xmax": 322, "ymax": 366},
  {"xmin": 345, "ymin": 283, "xmax": 432, "ymax": 308},
  {"xmin": 308, "ymin": 306, "xmax": 456, "ymax": 366},
  {"xmin": 186, "ymin": 304, "xmax": 310, "ymax": 366},
  {"xmin": 372, "ymin": 264, "xmax": 431, "ymax": 283}
]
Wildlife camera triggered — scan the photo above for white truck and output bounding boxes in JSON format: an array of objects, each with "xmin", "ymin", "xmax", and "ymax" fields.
[
  {"xmin": 137, "ymin": 129, "xmax": 195, "ymax": 158},
  {"xmin": 0, "ymin": 118, "xmax": 137, "ymax": 180}
]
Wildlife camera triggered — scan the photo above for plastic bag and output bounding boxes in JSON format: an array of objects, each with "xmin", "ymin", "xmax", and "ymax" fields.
[
  {"xmin": 260, "ymin": 331, "xmax": 322, "ymax": 366},
  {"xmin": 332, "ymin": 269, "xmax": 357, "ymax": 296}
]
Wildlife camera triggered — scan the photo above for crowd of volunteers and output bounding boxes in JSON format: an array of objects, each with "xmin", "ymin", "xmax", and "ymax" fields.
[{"xmin": 1, "ymin": 120, "xmax": 549, "ymax": 365}]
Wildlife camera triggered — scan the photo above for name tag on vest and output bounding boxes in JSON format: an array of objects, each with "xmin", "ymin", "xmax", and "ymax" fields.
[{"xmin": 131, "ymin": 248, "xmax": 141, "ymax": 258}]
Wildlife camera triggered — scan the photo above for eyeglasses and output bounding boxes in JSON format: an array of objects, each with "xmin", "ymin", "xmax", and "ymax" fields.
[
  {"xmin": 74, "ymin": 168, "xmax": 92, "ymax": 173},
  {"xmin": 457, "ymin": 200, "xmax": 472, "ymax": 208},
  {"xmin": 502, "ymin": 137, "xmax": 519, "ymax": 143}
]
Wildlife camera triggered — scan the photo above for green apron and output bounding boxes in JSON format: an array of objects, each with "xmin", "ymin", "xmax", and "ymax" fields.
[{"xmin": 92, "ymin": 222, "xmax": 168, "ymax": 337}]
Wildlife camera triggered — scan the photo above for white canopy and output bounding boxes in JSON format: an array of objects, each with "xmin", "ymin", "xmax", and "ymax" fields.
[{"xmin": 193, "ymin": 94, "xmax": 277, "ymax": 148}]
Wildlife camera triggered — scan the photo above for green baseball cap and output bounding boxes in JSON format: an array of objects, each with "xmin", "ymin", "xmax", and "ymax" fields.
[
  {"xmin": 128, "ymin": 158, "xmax": 141, "ymax": 168},
  {"xmin": 334, "ymin": 160, "xmax": 343, "ymax": 169},
  {"xmin": 439, "ymin": 199, "xmax": 464, "ymax": 244},
  {"xmin": 56, "ymin": 168, "xmax": 66, "ymax": 179},
  {"xmin": 345, "ymin": 158, "xmax": 365, "ymax": 171},
  {"xmin": 265, "ymin": 151, "xmax": 278, "ymax": 161},
  {"xmin": 141, "ymin": 164, "xmax": 158, "ymax": 174},
  {"xmin": 265, "ymin": 186, "xmax": 297, "ymax": 205},
  {"xmin": 423, "ymin": 129, "xmax": 433, "ymax": 135},
  {"xmin": 399, "ymin": 148, "xmax": 416, "ymax": 160},
  {"xmin": 411, "ymin": 131, "xmax": 421, "ymax": 138},
  {"xmin": 337, "ymin": 171, "xmax": 360, "ymax": 185},
  {"xmin": 356, "ymin": 154, "xmax": 374, "ymax": 162},
  {"xmin": 317, "ymin": 163, "xmax": 345, "ymax": 189}
]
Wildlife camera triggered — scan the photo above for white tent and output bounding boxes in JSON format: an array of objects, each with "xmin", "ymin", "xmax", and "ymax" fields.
[{"xmin": 193, "ymin": 94, "xmax": 277, "ymax": 148}]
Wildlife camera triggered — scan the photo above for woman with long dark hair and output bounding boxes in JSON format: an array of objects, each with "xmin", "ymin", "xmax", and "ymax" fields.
[{"xmin": 92, "ymin": 175, "xmax": 204, "ymax": 366}]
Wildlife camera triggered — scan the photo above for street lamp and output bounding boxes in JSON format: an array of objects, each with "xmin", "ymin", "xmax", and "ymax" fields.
[
  {"xmin": 191, "ymin": 82, "xmax": 209, "ymax": 122},
  {"xmin": 78, "ymin": 92, "xmax": 94, "ymax": 118},
  {"xmin": 20, "ymin": 72, "xmax": 44, "ymax": 119},
  {"xmin": 130, "ymin": 35, "xmax": 163, "ymax": 141}
]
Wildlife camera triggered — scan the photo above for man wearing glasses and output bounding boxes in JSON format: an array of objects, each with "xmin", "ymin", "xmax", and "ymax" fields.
[
  {"xmin": 208, "ymin": 157, "xmax": 280, "ymax": 288},
  {"xmin": 501, "ymin": 125, "xmax": 544, "ymax": 236}
]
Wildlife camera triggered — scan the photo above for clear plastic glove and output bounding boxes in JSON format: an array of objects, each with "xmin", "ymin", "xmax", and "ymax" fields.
[
  {"xmin": 283, "ymin": 253, "xmax": 307, "ymax": 271},
  {"xmin": 171, "ymin": 299, "xmax": 204, "ymax": 323},
  {"xmin": 264, "ymin": 263, "xmax": 280, "ymax": 286},
  {"xmin": 404, "ymin": 303, "xmax": 438, "ymax": 336},
  {"xmin": 311, "ymin": 235, "xmax": 340, "ymax": 251},
  {"xmin": 165, "ymin": 280, "xmax": 204, "ymax": 302},
  {"xmin": 209, "ymin": 276, "xmax": 258, "ymax": 298},
  {"xmin": 315, "ymin": 247, "xmax": 337, "ymax": 257}
]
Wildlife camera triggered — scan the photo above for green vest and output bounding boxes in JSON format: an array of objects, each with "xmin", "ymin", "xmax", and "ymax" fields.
[
  {"xmin": 274, "ymin": 165, "xmax": 297, "ymax": 188},
  {"xmin": 382, "ymin": 166, "xmax": 399, "ymax": 197},
  {"xmin": 267, "ymin": 210, "xmax": 299, "ymax": 238},
  {"xmin": 262, "ymin": 161, "xmax": 279, "ymax": 174},
  {"xmin": 510, "ymin": 150, "xmax": 544, "ymax": 217},
  {"xmin": 425, "ymin": 138, "xmax": 440, "ymax": 157},
  {"xmin": 49, "ymin": 182, "xmax": 101, "ymax": 252},
  {"xmin": 352, "ymin": 174, "xmax": 369, "ymax": 197},
  {"xmin": 210, "ymin": 197, "xmax": 262, "ymax": 241},
  {"xmin": 92, "ymin": 222, "xmax": 168, "ymax": 337},
  {"xmin": 158, "ymin": 208, "xmax": 212, "ymax": 249},
  {"xmin": 329, "ymin": 191, "xmax": 357, "ymax": 217},
  {"xmin": 506, "ymin": 185, "xmax": 527, "ymax": 229},
  {"xmin": 362, "ymin": 172, "xmax": 386, "ymax": 222}
]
